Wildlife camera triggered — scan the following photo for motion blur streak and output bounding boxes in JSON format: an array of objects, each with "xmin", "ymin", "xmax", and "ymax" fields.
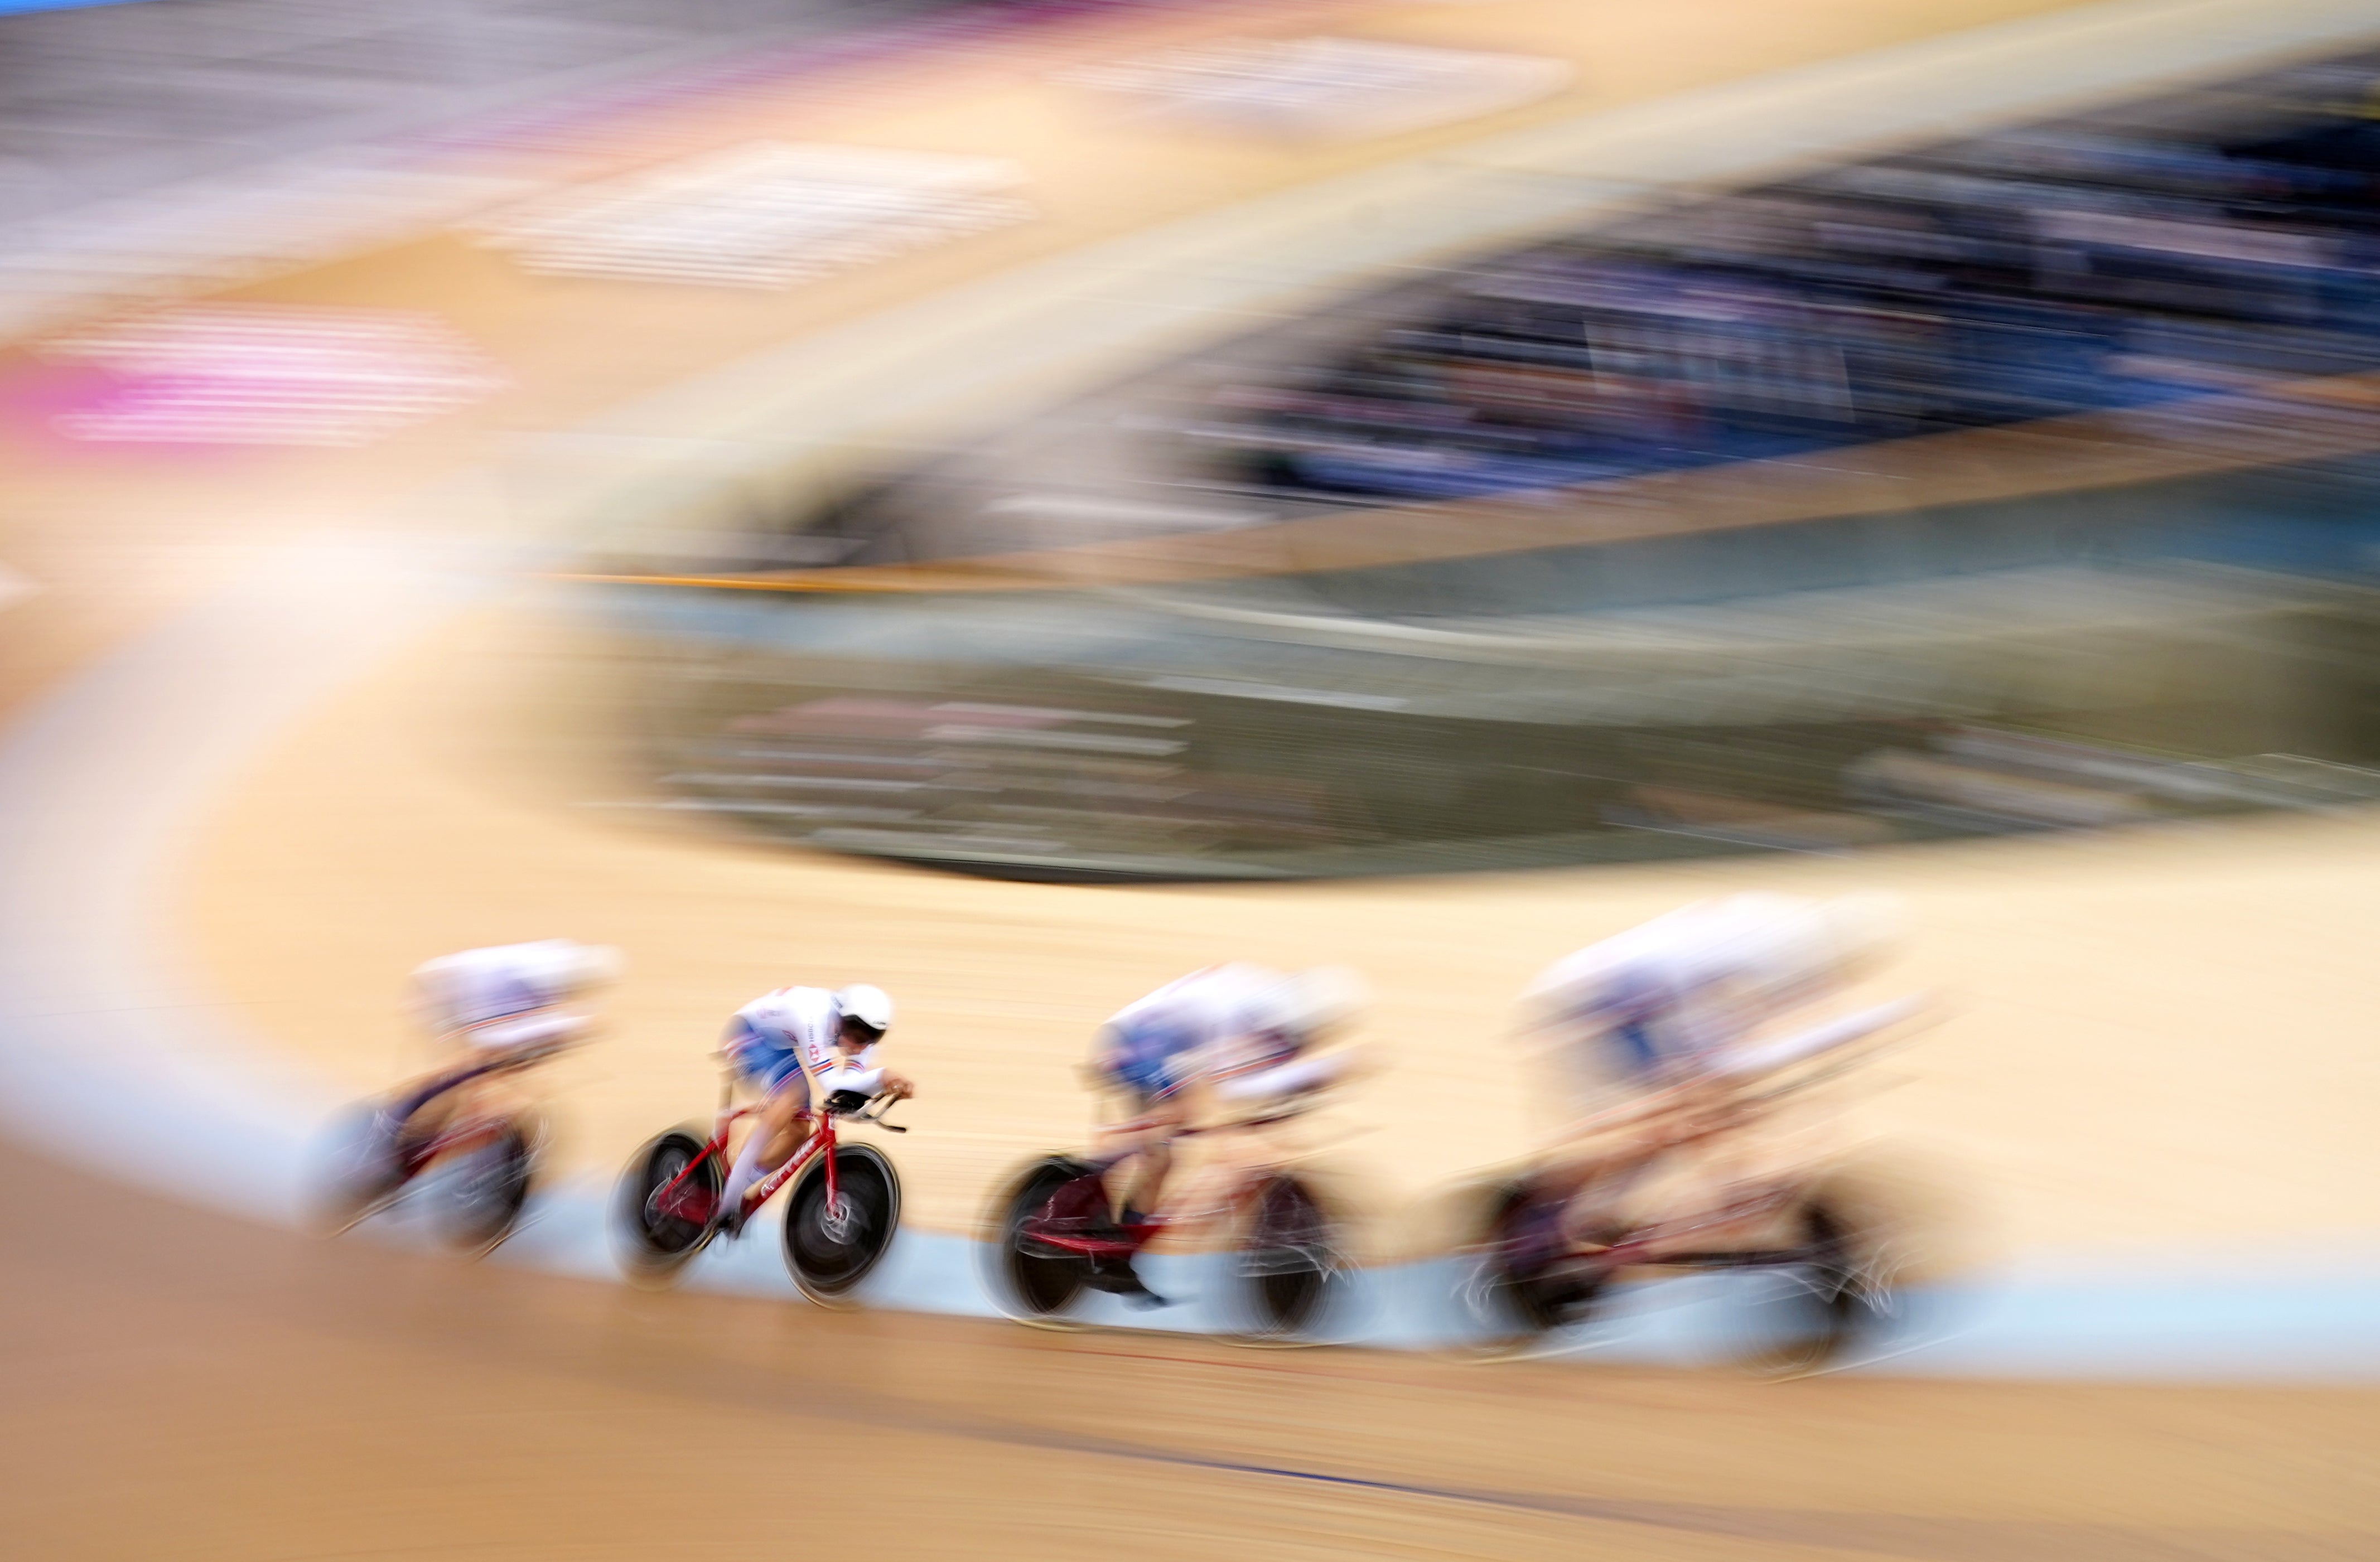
[
  {"xmin": 9, "ymin": 1138, "xmax": 2374, "ymax": 1560},
  {"xmin": 5, "ymin": 0, "xmax": 2380, "ymax": 1556},
  {"xmin": 591, "ymin": 35, "xmax": 2380, "ymax": 879}
]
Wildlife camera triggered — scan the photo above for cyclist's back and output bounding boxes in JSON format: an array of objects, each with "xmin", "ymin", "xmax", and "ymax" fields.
[
  {"xmin": 411, "ymin": 939, "xmax": 615, "ymax": 1054},
  {"xmin": 726, "ymin": 984, "xmax": 892, "ymax": 1103},
  {"xmin": 1527, "ymin": 893, "xmax": 1905, "ymax": 1099},
  {"xmin": 373, "ymin": 939, "xmax": 619, "ymax": 1189},
  {"xmin": 1098, "ymin": 963, "xmax": 1282, "ymax": 1106}
]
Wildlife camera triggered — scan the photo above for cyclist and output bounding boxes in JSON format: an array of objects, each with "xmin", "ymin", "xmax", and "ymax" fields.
[
  {"xmin": 1514, "ymin": 892, "xmax": 1922, "ymax": 1250},
  {"xmin": 1070, "ymin": 963, "xmax": 1369, "ymax": 1302},
  {"xmin": 712, "ymin": 982, "xmax": 915, "ymax": 1237},
  {"xmin": 384, "ymin": 938, "xmax": 620, "ymax": 1155}
]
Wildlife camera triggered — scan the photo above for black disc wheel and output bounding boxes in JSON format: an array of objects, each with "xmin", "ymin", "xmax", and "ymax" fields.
[
  {"xmin": 992, "ymin": 1156, "xmax": 1096, "ymax": 1321},
  {"xmin": 437, "ymin": 1118, "xmax": 537, "ymax": 1255},
  {"xmin": 612, "ymin": 1127, "xmax": 718, "ymax": 1287},
  {"xmin": 1237, "ymin": 1173, "xmax": 1340, "ymax": 1339},
  {"xmin": 1471, "ymin": 1179, "xmax": 1614, "ymax": 1343},
  {"xmin": 303, "ymin": 1101, "xmax": 408, "ymax": 1237},
  {"xmin": 783, "ymin": 1143, "xmax": 901, "ymax": 1305}
]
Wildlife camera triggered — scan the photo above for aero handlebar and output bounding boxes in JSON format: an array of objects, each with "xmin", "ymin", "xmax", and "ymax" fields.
[{"xmin": 839, "ymin": 1092, "xmax": 909, "ymax": 1133}]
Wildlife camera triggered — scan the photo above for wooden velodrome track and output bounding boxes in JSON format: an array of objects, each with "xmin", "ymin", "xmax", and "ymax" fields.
[
  {"xmin": 7, "ymin": 1, "xmax": 2380, "ymax": 1555},
  {"xmin": 12, "ymin": 1135, "xmax": 2378, "ymax": 1562}
]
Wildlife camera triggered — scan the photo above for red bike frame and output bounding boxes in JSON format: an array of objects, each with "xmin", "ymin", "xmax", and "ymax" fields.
[
  {"xmin": 1027, "ymin": 1107, "xmax": 1310, "ymax": 1261},
  {"xmin": 648, "ymin": 1079, "xmax": 896, "ymax": 1229},
  {"xmin": 395, "ymin": 1112, "xmax": 512, "ymax": 1183},
  {"xmin": 383, "ymin": 1036, "xmax": 572, "ymax": 1187},
  {"xmin": 1508, "ymin": 1049, "xmax": 1886, "ymax": 1270}
]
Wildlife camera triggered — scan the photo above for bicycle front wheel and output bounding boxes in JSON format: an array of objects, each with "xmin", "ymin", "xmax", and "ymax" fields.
[
  {"xmin": 436, "ymin": 1117, "xmax": 538, "ymax": 1255},
  {"xmin": 612, "ymin": 1126, "xmax": 718, "ymax": 1288},
  {"xmin": 990, "ymin": 1155, "xmax": 1097, "ymax": 1321},
  {"xmin": 1237, "ymin": 1172, "xmax": 1340, "ymax": 1339},
  {"xmin": 783, "ymin": 1144, "xmax": 901, "ymax": 1305}
]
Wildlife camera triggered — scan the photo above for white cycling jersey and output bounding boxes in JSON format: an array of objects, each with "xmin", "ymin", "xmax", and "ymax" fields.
[
  {"xmin": 409, "ymin": 940, "xmax": 596, "ymax": 1052},
  {"xmin": 1099, "ymin": 963, "xmax": 1354, "ymax": 1104},
  {"xmin": 728, "ymin": 985, "xmax": 886, "ymax": 1101},
  {"xmin": 1527, "ymin": 893, "xmax": 1912, "ymax": 1093}
]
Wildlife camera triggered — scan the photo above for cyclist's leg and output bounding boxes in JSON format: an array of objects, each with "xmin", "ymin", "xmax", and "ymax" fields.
[
  {"xmin": 1074, "ymin": 1085, "xmax": 1178, "ymax": 1307},
  {"xmin": 1115, "ymin": 1101, "xmax": 1182, "ymax": 1224},
  {"xmin": 718, "ymin": 1027, "xmax": 812, "ymax": 1224},
  {"xmin": 1547, "ymin": 1122, "xmax": 1685, "ymax": 1255},
  {"xmin": 1524, "ymin": 1079, "xmax": 1693, "ymax": 1256},
  {"xmin": 1089, "ymin": 1080, "xmax": 1183, "ymax": 1225}
]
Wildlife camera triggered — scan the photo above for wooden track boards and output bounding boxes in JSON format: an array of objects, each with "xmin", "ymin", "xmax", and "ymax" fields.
[
  {"xmin": 8, "ymin": 1138, "xmax": 2375, "ymax": 1560},
  {"xmin": 178, "ymin": 609, "xmax": 2380, "ymax": 1261},
  {"xmin": 7, "ymin": 6, "xmax": 2380, "ymax": 1556}
]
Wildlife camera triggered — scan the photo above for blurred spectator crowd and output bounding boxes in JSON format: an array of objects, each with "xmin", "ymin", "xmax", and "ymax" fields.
[
  {"xmin": 1181, "ymin": 55, "xmax": 2380, "ymax": 503},
  {"xmin": 602, "ymin": 49, "xmax": 2380, "ymax": 878}
]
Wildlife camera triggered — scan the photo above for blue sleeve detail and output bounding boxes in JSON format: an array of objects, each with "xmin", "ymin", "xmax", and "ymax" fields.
[{"xmin": 1609, "ymin": 1018, "xmax": 1664, "ymax": 1076}]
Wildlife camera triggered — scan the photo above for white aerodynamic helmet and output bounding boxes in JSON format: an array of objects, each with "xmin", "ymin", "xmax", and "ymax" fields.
[
  {"xmin": 1262, "ymin": 965, "xmax": 1370, "ymax": 1041},
  {"xmin": 562, "ymin": 942, "xmax": 625, "ymax": 992},
  {"xmin": 517, "ymin": 940, "xmax": 621, "ymax": 997},
  {"xmin": 835, "ymin": 983, "xmax": 895, "ymax": 1037},
  {"xmin": 1747, "ymin": 893, "xmax": 1905, "ymax": 998},
  {"xmin": 1816, "ymin": 892, "xmax": 1906, "ymax": 977}
]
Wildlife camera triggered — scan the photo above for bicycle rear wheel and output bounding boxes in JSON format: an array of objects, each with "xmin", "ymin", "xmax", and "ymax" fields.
[
  {"xmin": 783, "ymin": 1144, "xmax": 901, "ymax": 1305},
  {"xmin": 991, "ymin": 1156, "xmax": 1096, "ymax": 1321},
  {"xmin": 1469, "ymin": 1179, "xmax": 1615, "ymax": 1344},
  {"xmin": 303, "ymin": 1101, "xmax": 408, "ymax": 1237},
  {"xmin": 612, "ymin": 1127, "xmax": 717, "ymax": 1288}
]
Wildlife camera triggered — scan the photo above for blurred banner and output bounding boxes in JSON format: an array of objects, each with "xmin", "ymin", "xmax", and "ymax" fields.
[{"xmin": 575, "ymin": 44, "xmax": 2380, "ymax": 879}]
